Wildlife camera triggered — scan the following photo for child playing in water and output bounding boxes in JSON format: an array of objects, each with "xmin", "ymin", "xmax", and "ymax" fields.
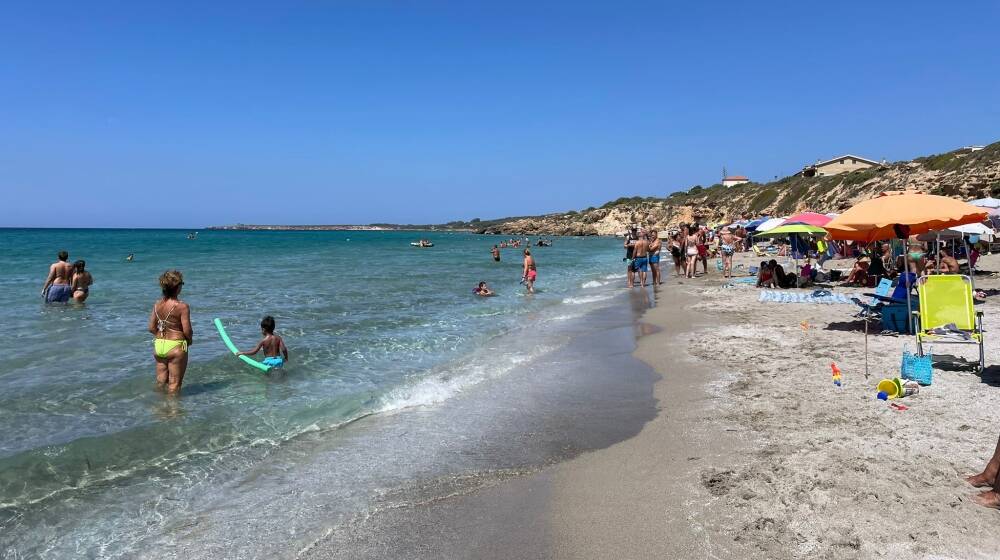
[
  {"xmin": 237, "ymin": 316, "xmax": 289, "ymax": 368},
  {"xmin": 474, "ymin": 281, "xmax": 494, "ymax": 296}
]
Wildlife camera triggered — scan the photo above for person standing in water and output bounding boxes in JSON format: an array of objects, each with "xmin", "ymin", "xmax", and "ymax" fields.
[
  {"xmin": 623, "ymin": 227, "xmax": 638, "ymax": 288},
  {"xmin": 42, "ymin": 250, "xmax": 75, "ymax": 303},
  {"xmin": 148, "ymin": 270, "xmax": 192, "ymax": 394},
  {"xmin": 71, "ymin": 260, "xmax": 93, "ymax": 303},
  {"xmin": 237, "ymin": 316, "xmax": 289, "ymax": 368},
  {"xmin": 491, "ymin": 245, "xmax": 501, "ymax": 262},
  {"xmin": 632, "ymin": 230, "xmax": 650, "ymax": 287},
  {"xmin": 648, "ymin": 229, "xmax": 662, "ymax": 285},
  {"xmin": 522, "ymin": 249, "xmax": 537, "ymax": 293}
]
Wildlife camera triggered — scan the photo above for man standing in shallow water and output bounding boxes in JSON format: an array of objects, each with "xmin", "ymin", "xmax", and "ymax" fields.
[{"xmin": 42, "ymin": 250, "xmax": 75, "ymax": 303}]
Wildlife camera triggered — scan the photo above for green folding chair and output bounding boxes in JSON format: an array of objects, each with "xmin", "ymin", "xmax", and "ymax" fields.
[{"xmin": 912, "ymin": 275, "xmax": 985, "ymax": 372}]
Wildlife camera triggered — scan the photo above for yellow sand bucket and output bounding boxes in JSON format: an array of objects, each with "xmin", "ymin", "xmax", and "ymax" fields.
[{"xmin": 877, "ymin": 378, "xmax": 904, "ymax": 399}]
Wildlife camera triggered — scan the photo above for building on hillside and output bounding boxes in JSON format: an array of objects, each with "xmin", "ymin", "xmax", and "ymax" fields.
[
  {"xmin": 797, "ymin": 154, "xmax": 882, "ymax": 177},
  {"xmin": 722, "ymin": 175, "xmax": 750, "ymax": 187}
]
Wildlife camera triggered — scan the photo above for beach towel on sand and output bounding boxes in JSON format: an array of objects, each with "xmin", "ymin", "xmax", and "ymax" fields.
[{"xmin": 758, "ymin": 290, "xmax": 859, "ymax": 304}]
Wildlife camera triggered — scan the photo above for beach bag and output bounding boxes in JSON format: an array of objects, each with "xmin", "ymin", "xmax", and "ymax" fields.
[{"xmin": 901, "ymin": 346, "xmax": 933, "ymax": 386}]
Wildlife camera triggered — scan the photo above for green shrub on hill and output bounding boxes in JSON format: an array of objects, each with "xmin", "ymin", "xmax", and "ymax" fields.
[{"xmin": 749, "ymin": 188, "xmax": 779, "ymax": 212}]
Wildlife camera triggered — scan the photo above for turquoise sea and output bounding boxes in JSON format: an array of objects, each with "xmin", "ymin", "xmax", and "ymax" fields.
[{"xmin": 0, "ymin": 228, "xmax": 654, "ymax": 558}]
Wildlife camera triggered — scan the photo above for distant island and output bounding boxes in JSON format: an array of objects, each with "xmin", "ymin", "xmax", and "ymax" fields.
[
  {"xmin": 206, "ymin": 215, "xmax": 537, "ymax": 233},
  {"xmin": 206, "ymin": 224, "xmax": 451, "ymax": 232}
]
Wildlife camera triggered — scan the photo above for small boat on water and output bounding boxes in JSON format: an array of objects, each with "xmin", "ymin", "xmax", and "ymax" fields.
[{"xmin": 410, "ymin": 240, "xmax": 434, "ymax": 248}]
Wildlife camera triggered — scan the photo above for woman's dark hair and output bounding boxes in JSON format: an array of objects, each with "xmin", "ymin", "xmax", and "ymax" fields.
[
  {"xmin": 478, "ymin": 282, "xmax": 487, "ymax": 288},
  {"xmin": 261, "ymin": 316, "xmax": 276, "ymax": 333},
  {"xmin": 159, "ymin": 270, "xmax": 184, "ymax": 298},
  {"xmin": 74, "ymin": 260, "xmax": 86, "ymax": 271}
]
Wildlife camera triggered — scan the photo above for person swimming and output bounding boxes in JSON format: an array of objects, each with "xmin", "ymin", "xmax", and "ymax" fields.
[
  {"xmin": 474, "ymin": 281, "xmax": 494, "ymax": 296},
  {"xmin": 237, "ymin": 316, "xmax": 289, "ymax": 368}
]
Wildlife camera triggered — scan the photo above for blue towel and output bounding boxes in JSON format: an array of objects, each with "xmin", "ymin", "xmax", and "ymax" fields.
[{"xmin": 758, "ymin": 290, "xmax": 859, "ymax": 304}]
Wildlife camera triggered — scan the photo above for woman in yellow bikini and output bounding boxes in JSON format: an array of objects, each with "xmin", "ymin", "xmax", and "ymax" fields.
[{"xmin": 147, "ymin": 270, "xmax": 192, "ymax": 394}]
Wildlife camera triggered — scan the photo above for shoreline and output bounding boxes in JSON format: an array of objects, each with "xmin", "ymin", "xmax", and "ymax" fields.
[{"xmin": 544, "ymin": 276, "xmax": 748, "ymax": 558}]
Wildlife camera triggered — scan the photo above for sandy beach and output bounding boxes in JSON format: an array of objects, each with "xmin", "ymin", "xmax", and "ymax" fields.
[{"xmin": 546, "ymin": 252, "xmax": 1000, "ymax": 559}]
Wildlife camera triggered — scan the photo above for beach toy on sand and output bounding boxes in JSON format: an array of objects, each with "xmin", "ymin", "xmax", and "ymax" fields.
[
  {"xmin": 831, "ymin": 363, "xmax": 842, "ymax": 386},
  {"xmin": 876, "ymin": 378, "xmax": 904, "ymax": 400},
  {"xmin": 801, "ymin": 320, "xmax": 810, "ymax": 331}
]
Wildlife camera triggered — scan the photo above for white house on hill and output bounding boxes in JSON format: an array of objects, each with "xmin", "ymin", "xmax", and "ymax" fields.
[
  {"xmin": 798, "ymin": 155, "xmax": 882, "ymax": 177},
  {"xmin": 722, "ymin": 175, "xmax": 750, "ymax": 187}
]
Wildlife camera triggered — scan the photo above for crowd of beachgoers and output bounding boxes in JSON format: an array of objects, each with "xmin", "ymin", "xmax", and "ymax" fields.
[{"xmin": 621, "ymin": 221, "xmax": 986, "ymax": 292}]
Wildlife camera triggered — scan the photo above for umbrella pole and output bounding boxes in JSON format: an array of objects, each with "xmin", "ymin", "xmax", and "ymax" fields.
[
  {"xmin": 864, "ymin": 311, "xmax": 870, "ymax": 379},
  {"xmin": 935, "ymin": 233, "xmax": 940, "ymax": 272},
  {"xmin": 965, "ymin": 237, "xmax": 976, "ymax": 292},
  {"xmin": 905, "ymin": 251, "xmax": 914, "ymax": 335}
]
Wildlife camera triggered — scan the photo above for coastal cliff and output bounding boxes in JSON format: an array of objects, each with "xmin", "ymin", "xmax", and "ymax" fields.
[{"xmin": 479, "ymin": 142, "xmax": 1000, "ymax": 236}]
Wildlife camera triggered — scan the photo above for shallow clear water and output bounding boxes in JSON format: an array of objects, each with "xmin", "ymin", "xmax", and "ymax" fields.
[{"xmin": 0, "ymin": 229, "xmax": 635, "ymax": 557}]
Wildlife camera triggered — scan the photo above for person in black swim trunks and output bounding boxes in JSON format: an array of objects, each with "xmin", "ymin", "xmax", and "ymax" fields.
[{"xmin": 491, "ymin": 245, "xmax": 501, "ymax": 262}]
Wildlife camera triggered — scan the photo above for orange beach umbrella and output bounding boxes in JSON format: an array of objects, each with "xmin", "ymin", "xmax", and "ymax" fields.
[{"xmin": 825, "ymin": 192, "xmax": 988, "ymax": 242}]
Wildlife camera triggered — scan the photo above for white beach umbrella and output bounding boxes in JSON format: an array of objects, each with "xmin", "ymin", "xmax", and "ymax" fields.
[
  {"xmin": 950, "ymin": 222, "xmax": 996, "ymax": 241},
  {"xmin": 755, "ymin": 217, "xmax": 787, "ymax": 233},
  {"xmin": 969, "ymin": 197, "xmax": 1000, "ymax": 209}
]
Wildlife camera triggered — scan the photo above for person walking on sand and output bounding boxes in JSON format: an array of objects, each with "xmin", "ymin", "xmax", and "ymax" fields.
[
  {"xmin": 719, "ymin": 227, "xmax": 741, "ymax": 279},
  {"xmin": 697, "ymin": 226, "xmax": 710, "ymax": 275},
  {"xmin": 42, "ymin": 250, "xmax": 75, "ymax": 303},
  {"xmin": 70, "ymin": 260, "xmax": 93, "ymax": 303},
  {"xmin": 522, "ymin": 249, "xmax": 537, "ymax": 293},
  {"xmin": 148, "ymin": 270, "xmax": 192, "ymax": 395},
  {"xmin": 491, "ymin": 245, "xmax": 501, "ymax": 262},
  {"xmin": 648, "ymin": 229, "xmax": 662, "ymax": 285}
]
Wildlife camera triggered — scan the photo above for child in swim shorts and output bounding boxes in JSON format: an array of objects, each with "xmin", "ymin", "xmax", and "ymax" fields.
[{"xmin": 237, "ymin": 316, "xmax": 289, "ymax": 368}]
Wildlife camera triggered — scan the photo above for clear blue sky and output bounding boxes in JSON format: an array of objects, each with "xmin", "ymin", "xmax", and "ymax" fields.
[{"xmin": 3, "ymin": 1, "xmax": 999, "ymax": 228}]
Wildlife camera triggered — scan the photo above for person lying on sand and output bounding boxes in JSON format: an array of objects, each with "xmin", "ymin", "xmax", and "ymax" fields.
[{"xmin": 966, "ymin": 435, "xmax": 1000, "ymax": 509}]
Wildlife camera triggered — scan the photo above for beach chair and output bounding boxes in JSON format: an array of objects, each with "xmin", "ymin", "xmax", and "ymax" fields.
[
  {"xmin": 851, "ymin": 278, "xmax": 893, "ymax": 322},
  {"xmin": 752, "ymin": 245, "xmax": 765, "ymax": 257},
  {"xmin": 912, "ymin": 275, "xmax": 985, "ymax": 371}
]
